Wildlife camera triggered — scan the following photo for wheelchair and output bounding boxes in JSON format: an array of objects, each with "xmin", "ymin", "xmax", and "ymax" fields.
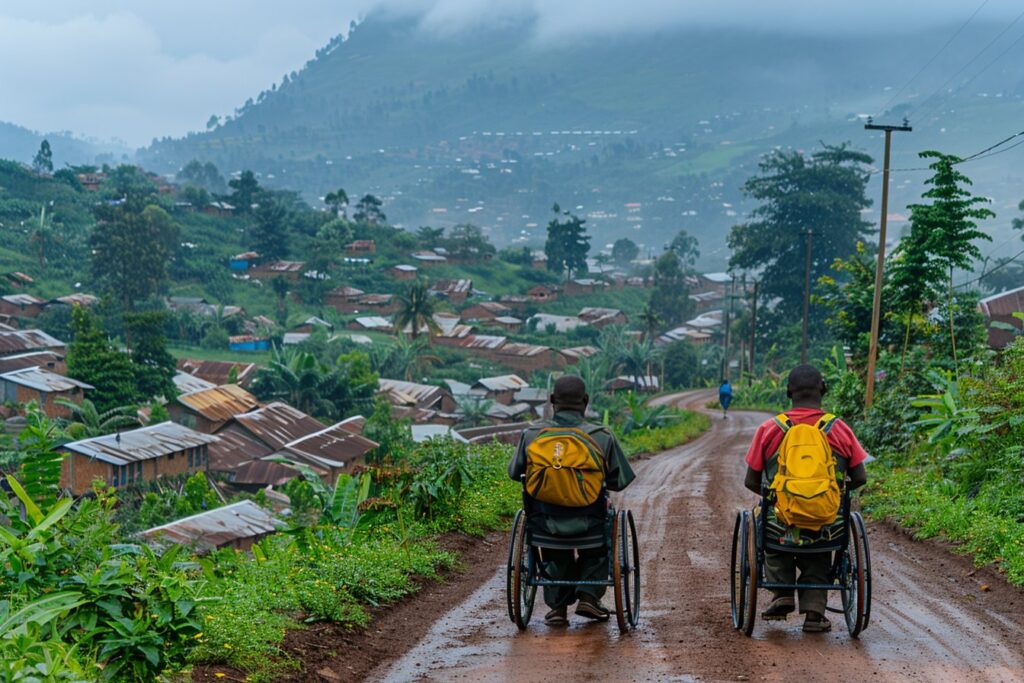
[
  {"xmin": 730, "ymin": 488, "xmax": 871, "ymax": 637},
  {"xmin": 505, "ymin": 495, "xmax": 640, "ymax": 633}
]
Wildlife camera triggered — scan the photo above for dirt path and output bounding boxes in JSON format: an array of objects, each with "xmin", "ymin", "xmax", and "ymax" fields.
[{"xmin": 369, "ymin": 391, "xmax": 1024, "ymax": 683}]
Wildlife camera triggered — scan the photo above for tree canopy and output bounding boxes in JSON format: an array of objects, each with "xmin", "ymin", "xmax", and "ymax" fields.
[{"xmin": 544, "ymin": 204, "xmax": 590, "ymax": 280}]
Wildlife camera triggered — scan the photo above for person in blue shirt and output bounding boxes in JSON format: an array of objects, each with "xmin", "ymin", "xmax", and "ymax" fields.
[{"xmin": 719, "ymin": 379, "xmax": 733, "ymax": 419}]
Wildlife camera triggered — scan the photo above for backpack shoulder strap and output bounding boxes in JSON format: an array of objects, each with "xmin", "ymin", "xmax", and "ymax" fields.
[
  {"xmin": 772, "ymin": 413, "xmax": 792, "ymax": 434},
  {"xmin": 816, "ymin": 413, "xmax": 838, "ymax": 435}
]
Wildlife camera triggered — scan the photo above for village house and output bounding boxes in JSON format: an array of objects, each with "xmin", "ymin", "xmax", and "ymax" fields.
[
  {"xmin": 345, "ymin": 240, "xmax": 376, "ymax": 255},
  {"xmin": 485, "ymin": 401, "xmax": 534, "ymax": 424},
  {"xmin": 471, "ymin": 374, "xmax": 529, "ymax": 405},
  {"xmin": 60, "ymin": 422, "xmax": 219, "ymax": 497},
  {"xmin": 429, "ymin": 278, "xmax": 473, "ymax": 304},
  {"xmin": 411, "ymin": 250, "xmax": 448, "ymax": 266},
  {"xmin": 249, "ymin": 260, "xmax": 306, "ymax": 282},
  {"xmin": 172, "ymin": 371, "xmax": 216, "ymax": 395},
  {"xmin": 624, "ymin": 276, "xmax": 651, "ymax": 288},
  {"xmin": 527, "ymin": 284, "xmax": 558, "ymax": 303},
  {"xmin": 176, "ymin": 359, "xmax": 258, "ymax": 388},
  {"xmin": 0, "ymin": 329, "xmax": 66, "ymax": 358},
  {"xmin": 228, "ymin": 251, "xmax": 260, "ymax": 272},
  {"xmin": 529, "ymin": 313, "xmax": 585, "ymax": 333},
  {"xmin": 657, "ymin": 327, "xmax": 713, "ymax": 346},
  {"xmin": 0, "ymin": 350, "xmax": 66, "ymax": 375},
  {"xmin": 432, "ymin": 322, "xmax": 476, "ymax": 347},
  {"xmin": 497, "ymin": 294, "xmax": 530, "ymax": 311},
  {"xmin": 557, "ymin": 345, "xmax": 600, "ymax": 366},
  {"xmin": 171, "ymin": 384, "xmax": 261, "ymax": 434},
  {"xmin": 0, "ymin": 367, "xmax": 91, "ymax": 418},
  {"xmin": 531, "ymin": 251, "xmax": 548, "ymax": 269},
  {"xmin": 605, "ymin": 375, "xmax": 661, "ymax": 393},
  {"xmin": 328, "ymin": 292, "xmax": 398, "ymax": 315},
  {"xmin": 203, "ymin": 201, "xmax": 235, "ymax": 217},
  {"xmin": 291, "ymin": 316, "xmax": 333, "ymax": 334},
  {"xmin": 491, "ymin": 343, "xmax": 553, "ymax": 374},
  {"xmin": 378, "ymin": 378, "xmax": 457, "ymax": 413},
  {"xmin": 389, "ymin": 264, "xmax": 419, "ymax": 281},
  {"xmin": 490, "ymin": 316, "xmax": 523, "ymax": 332},
  {"xmin": 348, "ymin": 316, "xmax": 393, "ymax": 333},
  {"xmin": 167, "ymin": 297, "xmax": 245, "ymax": 319},
  {"xmin": 457, "ymin": 334, "xmax": 507, "ymax": 358},
  {"xmin": 0, "ymin": 294, "xmax": 46, "ymax": 319},
  {"xmin": 578, "ymin": 307, "xmax": 627, "ymax": 328},
  {"xmin": 564, "ymin": 278, "xmax": 609, "ymax": 297},
  {"xmin": 228, "ymin": 335, "xmax": 270, "ymax": 352},
  {"xmin": 76, "ymin": 172, "xmax": 106, "ymax": 191},
  {"xmin": 461, "ymin": 301, "xmax": 512, "ymax": 322},
  {"xmin": 45, "ymin": 294, "xmax": 99, "ymax": 310},
  {"xmin": 4, "ymin": 272, "xmax": 33, "ymax": 289},
  {"xmin": 979, "ymin": 285, "xmax": 1024, "ymax": 348},
  {"xmin": 140, "ymin": 499, "xmax": 284, "ymax": 553}
]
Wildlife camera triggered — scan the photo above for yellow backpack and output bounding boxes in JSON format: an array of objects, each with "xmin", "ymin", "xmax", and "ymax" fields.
[
  {"xmin": 769, "ymin": 413, "xmax": 841, "ymax": 531},
  {"xmin": 524, "ymin": 426, "xmax": 606, "ymax": 507}
]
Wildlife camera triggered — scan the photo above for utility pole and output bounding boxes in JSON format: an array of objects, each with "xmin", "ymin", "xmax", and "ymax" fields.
[
  {"xmin": 863, "ymin": 117, "xmax": 912, "ymax": 409},
  {"xmin": 748, "ymin": 279, "xmax": 758, "ymax": 382},
  {"xmin": 722, "ymin": 272, "xmax": 736, "ymax": 381},
  {"xmin": 801, "ymin": 229, "xmax": 817, "ymax": 364}
]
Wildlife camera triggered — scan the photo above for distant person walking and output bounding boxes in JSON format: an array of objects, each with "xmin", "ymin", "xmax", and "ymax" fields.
[{"xmin": 719, "ymin": 379, "xmax": 733, "ymax": 419}]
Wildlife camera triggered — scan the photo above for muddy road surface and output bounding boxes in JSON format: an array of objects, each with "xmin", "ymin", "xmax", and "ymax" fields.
[{"xmin": 369, "ymin": 392, "xmax": 1024, "ymax": 683}]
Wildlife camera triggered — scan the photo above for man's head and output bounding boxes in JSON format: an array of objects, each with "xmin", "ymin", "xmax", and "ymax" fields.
[
  {"xmin": 550, "ymin": 375, "xmax": 589, "ymax": 413},
  {"xmin": 787, "ymin": 364, "xmax": 827, "ymax": 407}
]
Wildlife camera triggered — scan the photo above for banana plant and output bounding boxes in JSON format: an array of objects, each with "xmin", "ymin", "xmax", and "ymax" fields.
[{"xmin": 911, "ymin": 369, "xmax": 979, "ymax": 458}]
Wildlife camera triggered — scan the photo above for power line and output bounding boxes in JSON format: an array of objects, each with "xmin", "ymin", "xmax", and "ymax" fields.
[
  {"xmin": 955, "ymin": 245, "xmax": 1024, "ymax": 289},
  {"xmin": 878, "ymin": 0, "xmax": 991, "ymax": 115},
  {"xmin": 867, "ymin": 127, "xmax": 1024, "ymax": 175},
  {"xmin": 910, "ymin": 8, "xmax": 1024, "ymax": 121}
]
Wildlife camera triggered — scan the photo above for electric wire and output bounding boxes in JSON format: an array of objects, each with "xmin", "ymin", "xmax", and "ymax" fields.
[{"xmin": 867, "ymin": 128, "xmax": 1024, "ymax": 175}]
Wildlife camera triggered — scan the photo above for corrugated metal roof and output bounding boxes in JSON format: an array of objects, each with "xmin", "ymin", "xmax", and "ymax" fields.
[
  {"xmin": 0, "ymin": 329, "xmax": 65, "ymax": 355},
  {"xmin": 178, "ymin": 384, "xmax": 260, "ymax": 423},
  {"xmin": 495, "ymin": 342, "xmax": 549, "ymax": 357},
  {"xmin": 1, "ymin": 294, "xmax": 45, "ymax": 306},
  {"xmin": 979, "ymin": 286, "xmax": 1024, "ymax": 317},
  {"xmin": 262, "ymin": 260, "xmax": 305, "ymax": 272},
  {"xmin": 474, "ymin": 374, "xmax": 529, "ymax": 391},
  {"xmin": 207, "ymin": 423, "xmax": 274, "ymax": 472},
  {"xmin": 430, "ymin": 279, "xmax": 472, "ymax": 295},
  {"xmin": 578, "ymin": 307, "xmax": 624, "ymax": 324},
  {"xmin": 173, "ymin": 371, "xmax": 217, "ymax": 394},
  {"xmin": 335, "ymin": 415, "xmax": 366, "ymax": 434},
  {"xmin": 177, "ymin": 359, "xmax": 257, "ymax": 386},
  {"xmin": 461, "ymin": 334, "xmax": 507, "ymax": 350},
  {"xmin": 0, "ymin": 367, "xmax": 91, "ymax": 392},
  {"xmin": 379, "ymin": 379, "xmax": 449, "ymax": 408},
  {"xmin": 50, "ymin": 294, "xmax": 98, "ymax": 307},
  {"xmin": 354, "ymin": 316, "xmax": 392, "ymax": 330},
  {"xmin": 140, "ymin": 500, "xmax": 283, "ymax": 552},
  {"xmin": 529, "ymin": 314, "xmax": 585, "ymax": 333},
  {"xmin": 63, "ymin": 421, "xmax": 219, "ymax": 466},
  {"xmin": 230, "ymin": 460, "xmax": 300, "ymax": 487},
  {"xmin": 234, "ymin": 402, "xmax": 326, "ymax": 450},
  {"xmin": 282, "ymin": 332, "xmax": 310, "ymax": 345},
  {"xmin": 283, "ymin": 422, "xmax": 379, "ymax": 469},
  {"xmin": 559, "ymin": 345, "xmax": 599, "ymax": 360},
  {"xmin": 0, "ymin": 351, "xmax": 64, "ymax": 373}
]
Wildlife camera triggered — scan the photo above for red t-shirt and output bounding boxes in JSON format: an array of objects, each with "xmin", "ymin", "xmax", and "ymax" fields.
[{"xmin": 744, "ymin": 408, "xmax": 869, "ymax": 472}]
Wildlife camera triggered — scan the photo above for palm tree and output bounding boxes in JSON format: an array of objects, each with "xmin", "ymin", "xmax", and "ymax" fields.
[
  {"xmin": 56, "ymin": 398, "xmax": 140, "ymax": 439},
  {"xmin": 371, "ymin": 336, "xmax": 440, "ymax": 381},
  {"xmin": 394, "ymin": 281, "xmax": 439, "ymax": 342},
  {"xmin": 455, "ymin": 395, "xmax": 493, "ymax": 428},
  {"xmin": 638, "ymin": 304, "xmax": 662, "ymax": 342},
  {"xmin": 568, "ymin": 355, "xmax": 613, "ymax": 397},
  {"xmin": 251, "ymin": 346, "xmax": 335, "ymax": 417},
  {"xmin": 616, "ymin": 338, "xmax": 662, "ymax": 391}
]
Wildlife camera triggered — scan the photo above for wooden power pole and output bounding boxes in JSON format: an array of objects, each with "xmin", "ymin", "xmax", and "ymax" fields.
[
  {"xmin": 748, "ymin": 279, "xmax": 758, "ymax": 381},
  {"xmin": 863, "ymin": 117, "xmax": 912, "ymax": 408}
]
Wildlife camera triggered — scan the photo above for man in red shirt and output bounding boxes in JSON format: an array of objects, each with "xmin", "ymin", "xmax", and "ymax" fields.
[{"xmin": 743, "ymin": 364, "xmax": 868, "ymax": 633}]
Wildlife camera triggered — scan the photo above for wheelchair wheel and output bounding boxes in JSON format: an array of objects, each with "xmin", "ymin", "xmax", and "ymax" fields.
[
  {"xmin": 742, "ymin": 510, "xmax": 759, "ymax": 636},
  {"xmin": 840, "ymin": 511, "xmax": 868, "ymax": 638},
  {"xmin": 506, "ymin": 510, "xmax": 524, "ymax": 624},
  {"xmin": 854, "ymin": 512, "xmax": 872, "ymax": 630},
  {"xmin": 508, "ymin": 509, "xmax": 537, "ymax": 629},
  {"xmin": 729, "ymin": 511, "xmax": 746, "ymax": 630},
  {"xmin": 613, "ymin": 509, "xmax": 641, "ymax": 633}
]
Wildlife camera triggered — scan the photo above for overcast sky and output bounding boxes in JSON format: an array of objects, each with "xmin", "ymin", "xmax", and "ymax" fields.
[{"xmin": 2, "ymin": 0, "xmax": 1021, "ymax": 147}]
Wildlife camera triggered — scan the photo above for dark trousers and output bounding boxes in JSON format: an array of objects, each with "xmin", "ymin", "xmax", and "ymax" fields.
[
  {"xmin": 764, "ymin": 549, "xmax": 831, "ymax": 614},
  {"xmin": 540, "ymin": 546, "xmax": 608, "ymax": 609}
]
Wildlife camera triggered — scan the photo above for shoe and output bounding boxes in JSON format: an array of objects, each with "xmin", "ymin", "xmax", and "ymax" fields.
[
  {"xmin": 544, "ymin": 606, "xmax": 568, "ymax": 626},
  {"xmin": 802, "ymin": 612, "xmax": 832, "ymax": 633},
  {"xmin": 761, "ymin": 595, "xmax": 795, "ymax": 620},
  {"xmin": 575, "ymin": 594, "xmax": 611, "ymax": 621}
]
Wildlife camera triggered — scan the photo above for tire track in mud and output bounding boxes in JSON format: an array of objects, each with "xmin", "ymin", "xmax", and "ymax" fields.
[{"xmin": 369, "ymin": 392, "xmax": 1024, "ymax": 683}]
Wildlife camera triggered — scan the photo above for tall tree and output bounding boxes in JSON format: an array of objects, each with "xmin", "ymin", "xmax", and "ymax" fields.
[
  {"xmin": 125, "ymin": 311, "xmax": 177, "ymax": 400},
  {"xmin": 544, "ymin": 203, "xmax": 590, "ymax": 280},
  {"xmin": 669, "ymin": 229, "xmax": 700, "ymax": 271},
  {"xmin": 648, "ymin": 251, "xmax": 693, "ymax": 328},
  {"xmin": 177, "ymin": 160, "xmax": 226, "ymax": 193},
  {"xmin": 728, "ymin": 143, "xmax": 873, "ymax": 320},
  {"xmin": 324, "ymin": 188, "xmax": 349, "ymax": 218},
  {"xmin": 251, "ymin": 198, "xmax": 289, "ymax": 260},
  {"xmin": 611, "ymin": 238, "xmax": 639, "ymax": 268},
  {"xmin": 65, "ymin": 306, "xmax": 140, "ymax": 413},
  {"xmin": 907, "ymin": 151, "xmax": 994, "ymax": 369},
  {"xmin": 32, "ymin": 140, "xmax": 53, "ymax": 174},
  {"xmin": 91, "ymin": 199, "xmax": 179, "ymax": 310},
  {"xmin": 444, "ymin": 223, "xmax": 495, "ymax": 259},
  {"xmin": 353, "ymin": 194, "xmax": 386, "ymax": 225},
  {"xmin": 394, "ymin": 281, "xmax": 438, "ymax": 341},
  {"xmin": 228, "ymin": 170, "xmax": 262, "ymax": 212}
]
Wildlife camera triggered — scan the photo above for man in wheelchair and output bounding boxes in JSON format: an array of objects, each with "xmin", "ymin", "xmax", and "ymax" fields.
[
  {"xmin": 742, "ymin": 364, "xmax": 868, "ymax": 633},
  {"xmin": 508, "ymin": 376, "xmax": 635, "ymax": 626}
]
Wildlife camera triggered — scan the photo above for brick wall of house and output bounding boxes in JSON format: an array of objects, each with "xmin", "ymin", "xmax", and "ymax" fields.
[{"xmin": 60, "ymin": 445, "xmax": 209, "ymax": 496}]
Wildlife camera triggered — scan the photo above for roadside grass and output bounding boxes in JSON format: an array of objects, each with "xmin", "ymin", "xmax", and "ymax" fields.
[
  {"xmin": 861, "ymin": 466, "xmax": 1024, "ymax": 586},
  {"xmin": 620, "ymin": 409, "xmax": 711, "ymax": 457}
]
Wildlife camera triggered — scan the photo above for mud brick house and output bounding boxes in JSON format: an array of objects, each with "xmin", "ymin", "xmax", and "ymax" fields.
[
  {"xmin": 291, "ymin": 316, "xmax": 333, "ymax": 334},
  {"xmin": 352, "ymin": 293, "xmax": 398, "ymax": 315},
  {"xmin": 557, "ymin": 345, "xmax": 600, "ymax": 366},
  {"xmin": 457, "ymin": 334, "xmax": 507, "ymax": 358},
  {"xmin": 461, "ymin": 301, "xmax": 511, "ymax": 323},
  {"xmin": 389, "ymin": 264, "xmax": 419, "ymax": 281},
  {"xmin": 979, "ymin": 285, "xmax": 1024, "ymax": 348},
  {"xmin": 324, "ymin": 286, "xmax": 365, "ymax": 312},
  {"xmin": 172, "ymin": 371, "xmax": 216, "ymax": 395},
  {"xmin": 348, "ymin": 316, "xmax": 393, "ymax": 333},
  {"xmin": 140, "ymin": 499, "xmax": 283, "ymax": 553},
  {"xmin": 578, "ymin": 307, "xmax": 627, "ymax": 328},
  {"xmin": 171, "ymin": 384, "xmax": 261, "ymax": 433},
  {"xmin": 471, "ymin": 374, "xmax": 529, "ymax": 405},
  {"xmin": 176, "ymin": 359, "xmax": 258, "ymax": 388},
  {"xmin": 378, "ymin": 378, "xmax": 457, "ymax": 413},
  {"xmin": 203, "ymin": 201, "xmax": 235, "ymax": 217},
  {"xmin": 345, "ymin": 240, "xmax": 376, "ymax": 255},
  {"xmin": 527, "ymin": 284, "xmax": 558, "ymax": 303},
  {"xmin": 605, "ymin": 375, "xmax": 661, "ymax": 392},
  {"xmin": 0, "ymin": 367, "xmax": 91, "ymax": 418},
  {"xmin": 229, "ymin": 251, "xmax": 260, "ymax": 272},
  {"xmin": 497, "ymin": 294, "xmax": 530, "ymax": 311},
  {"xmin": 490, "ymin": 316, "xmax": 523, "ymax": 332},
  {"xmin": 564, "ymin": 278, "xmax": 608, "ymax": 297},
  {"xmin": 249, "ymin": 260, "xmax": 305, "ymax": 282},
  {"xmin": 46, "ymin": 294, "xmax": 99, "ymax": 310},
  {"xmin": 60, "ymin": 422, "xmax": 219, "ymax": 496},
  {"xmin": 0, "ymin": 329, "xmax": 66, "ymax": 357},
  {"xmin": 411, "ymin": 250, "xmax": 448, "ymax": 266},
  {"xmin": 0, "ymin": 294, "xmax": 46, "ymax": 319},
  {"xmin": 491, "ymin": 342, "xmax": 553, "ymax": 374},
  {"xmin": 0, "ymin": 350, "xmax": 66, "ymax": 375},
  {"xmin": 429, "ymin": 279, "xmax": 473, "ymax": 304}
]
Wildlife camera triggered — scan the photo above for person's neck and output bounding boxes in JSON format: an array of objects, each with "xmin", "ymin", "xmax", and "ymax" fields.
[{"xmin": 791, "ymin": 401, "xmax": 822, "ymax": 410}]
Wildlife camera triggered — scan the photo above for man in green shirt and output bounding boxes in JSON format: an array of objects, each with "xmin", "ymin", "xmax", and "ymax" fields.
[{"xmin": 508, "ymin": 376, "xmax": 635, "ymax": 626}]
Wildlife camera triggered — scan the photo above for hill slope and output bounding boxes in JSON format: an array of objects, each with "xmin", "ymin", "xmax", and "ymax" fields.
[{"xmin": 138, "ymin": 17, "xmax": 1024, "ymax": 265}]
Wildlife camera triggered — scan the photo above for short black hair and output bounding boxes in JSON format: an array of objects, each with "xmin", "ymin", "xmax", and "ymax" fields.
[
  {"xmin": 551, "ymin": 375, "xmax": 588, "ymax": 411},
  {"xmin": 787, "ymin": 364, "xmax": 825, "ymax": 402}
]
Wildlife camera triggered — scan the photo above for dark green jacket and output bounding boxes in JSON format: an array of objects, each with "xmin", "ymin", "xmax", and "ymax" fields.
[{"xmin": 508, "ymin": 410, "xmax": 634, "ymax": 530}]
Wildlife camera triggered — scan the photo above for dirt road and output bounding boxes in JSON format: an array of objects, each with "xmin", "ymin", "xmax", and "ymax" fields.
[{"xmin": 370, "ymin": 392, "xmax": 1024, "ymax": 683}]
